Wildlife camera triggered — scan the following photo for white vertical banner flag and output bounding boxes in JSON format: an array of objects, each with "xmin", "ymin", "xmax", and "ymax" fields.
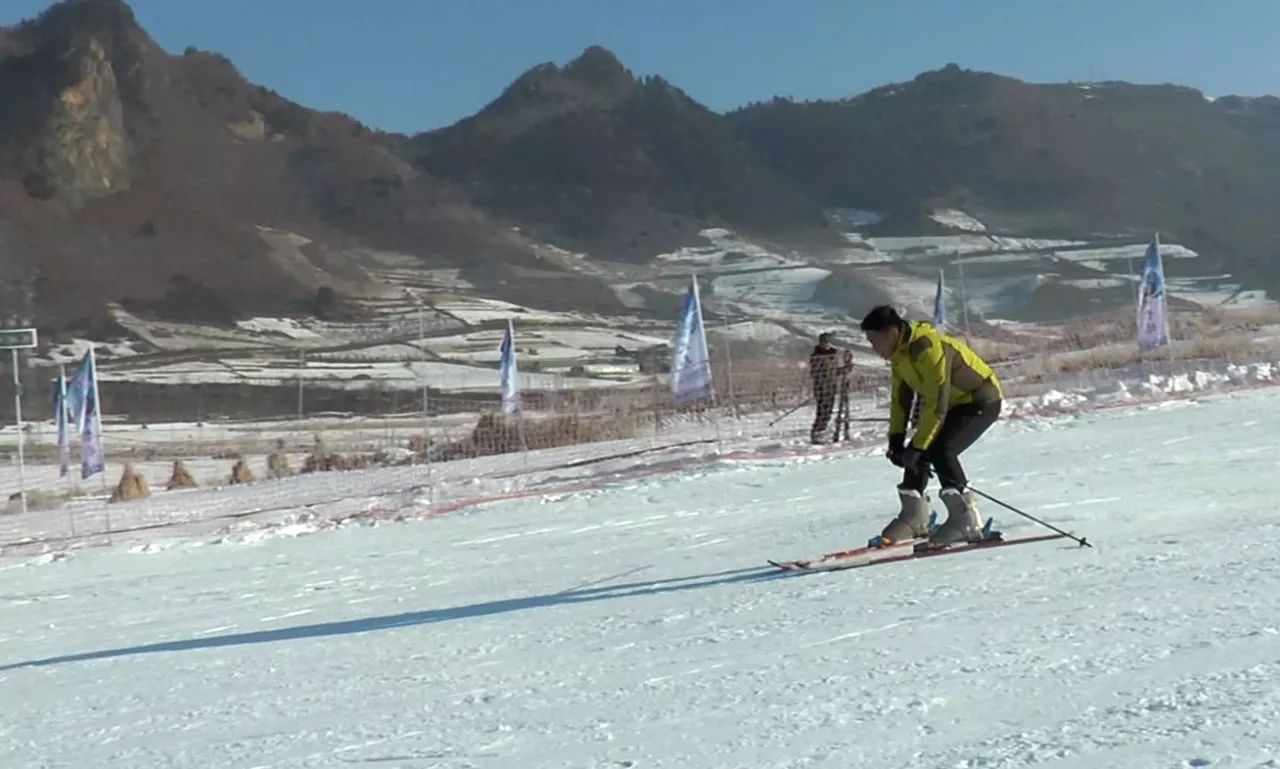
[
  {"xmin": 1137, "ymin": 234, "xmax": 1170, "ymax": 352},
  {"xmin": 670, "ymin": 274, "xmax": 714, "ymax": 405},
  {"xmin": 499, "ymin": 319, "xmax": 521, "ymax": 418}
]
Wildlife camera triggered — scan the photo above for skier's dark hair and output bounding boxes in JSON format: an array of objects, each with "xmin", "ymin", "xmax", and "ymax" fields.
[{"xmin": 860, "ymin": 305, "xmax": 904, "ymax": 333}]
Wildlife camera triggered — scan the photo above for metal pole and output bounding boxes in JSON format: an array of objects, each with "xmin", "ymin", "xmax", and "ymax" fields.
[
  {"xmin": 60, "ymin": 363, "xmax": 73, "ymax": 535},
  {"xmin": 417, "ymin": 301, "xmax": 432, "ymax": 480},
  {"xmin": 297, "ymin": 350, "xmax": 305, "ymax": 420},
  {"xmin": 955, "ymin": 251, "xmax": 972, "ymax": 334},
  {"xmin": 88, "ymin": 345, "xmax": 107, "ymax": 497},
  {"xmin": 418, "ymin": 302, "xmax": 427, "ymax": 418},
  {"xmin": 1128, "ymin": 255, "xmax": 1137, "ymax": 305},
  {"xmin": 652, "ymin": 374, "xmax": 661, "ymax": 442},
  {"xmin": 722, "ymin": 318, "xmax": 737, "ymax": 419},
  {"xmin": 11, "ymin": 348, "xmax": 26, "ymax": 515}
]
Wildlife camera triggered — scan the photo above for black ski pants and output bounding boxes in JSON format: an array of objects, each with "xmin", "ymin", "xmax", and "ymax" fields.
[
  {"xmin": 810, "ymin": 380, "xmax": 837, "ymax": 439},
  {"xmin": 901, "ymin": 400, "xmax": 1002, "ymax": 492}
]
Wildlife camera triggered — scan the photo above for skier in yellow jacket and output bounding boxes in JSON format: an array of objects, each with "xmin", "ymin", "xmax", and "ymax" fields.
[{"xmin": 859, "ymin": 305, "xmax": 1004, "ymax": 547}]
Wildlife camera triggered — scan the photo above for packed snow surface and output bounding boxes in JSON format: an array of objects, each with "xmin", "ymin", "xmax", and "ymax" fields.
[{"xmin": 2, "ymin": 388, "xmax": 1280, "ymax": 767}]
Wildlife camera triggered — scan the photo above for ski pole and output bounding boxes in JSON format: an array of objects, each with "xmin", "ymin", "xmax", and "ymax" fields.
[
  {"xmin": 768, "ymin": 399, "xmax": 811, "ymax": 426},
  {"xmin": 966, "ymin": 484, "xmax": 1092, "ymax": 548},
  {"xmin": 924, "ymin": 462, "xmax": 1091, "ymax": 547}
]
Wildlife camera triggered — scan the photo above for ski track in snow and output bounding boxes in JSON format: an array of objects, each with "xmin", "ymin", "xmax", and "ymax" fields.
[{"xmin": 2, "ymin": 389, "xmax": 1280, "ymax": 767}]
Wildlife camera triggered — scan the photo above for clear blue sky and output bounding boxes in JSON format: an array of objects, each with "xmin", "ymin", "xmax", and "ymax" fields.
[{"xmin": 6, "ymin": 0, "xmax": 1278, "ymax": 134}]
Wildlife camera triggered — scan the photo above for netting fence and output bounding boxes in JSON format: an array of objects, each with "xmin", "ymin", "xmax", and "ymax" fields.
[{"xmin": 1, "ymin": 304, "xmax": 1279, "ymax": 553}]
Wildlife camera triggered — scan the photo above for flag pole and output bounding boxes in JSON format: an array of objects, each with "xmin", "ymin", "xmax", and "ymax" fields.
[
  {"xmin": 692, "ymin": 273, "xmax": 714, "ymax": 406},
  {"xmin": 721, "ymin": 313, "xmax": 737, "ymax": 419},
  {"xmin": 58, "ymin": 364, "xmax": 74, "ymax": 535},
  {"xmin": 88, "ymin": 345, "xmax": 107, "ymax": 495},
  {"xmin": 512, "ymin": 319, "xmax": 526, "ymax": 453},
  {"xmin": 955, "ymin": 252, "xmax": 971, "ymax": 335},
  {"xmin": 11, "ymin": 347, "xmax": 26, "ymax": 516},
  {"xmin": 1157, "ymin": 233, "xmax": 1176, "ymax": 365},
  {"xmin": 58, "ymin": 364, "xmax": 68, "ymax": 480}
]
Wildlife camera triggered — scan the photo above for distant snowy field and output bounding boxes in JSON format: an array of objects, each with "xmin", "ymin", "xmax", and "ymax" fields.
[
  {"xmin": 89, "ymin": 354, "xmax": 624, "ymax": 391},
  {"xmin": 32, "ymin": 211, "xmax": 1279, "ymax": 404},
  {"xmin": 3, "ymin": 388, "xmax": 1280, "ymax": 767}
]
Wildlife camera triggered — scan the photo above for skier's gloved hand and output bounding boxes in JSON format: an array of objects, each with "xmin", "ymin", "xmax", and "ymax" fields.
[
  {"xmin": 901, "ymin": 446, "xmax": 924, "ymax": 474},
  {"xmin": 886, "ymin": 433, "xmax": 905, "ymax": 467}
]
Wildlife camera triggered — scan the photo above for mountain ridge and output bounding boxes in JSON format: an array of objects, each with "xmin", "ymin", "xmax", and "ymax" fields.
[{"xmin": 1, "ymin": 0, "xmax": 1277, "ymax": 337}]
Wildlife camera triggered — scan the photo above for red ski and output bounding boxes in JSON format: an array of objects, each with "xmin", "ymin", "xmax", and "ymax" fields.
[
  {"xmin": 767, "ymin": 538, "xmax": 924, "ymax": 571},
  {"xmin": 770, "ymin": 532, "xmax": 1068, "ymax": 572}
]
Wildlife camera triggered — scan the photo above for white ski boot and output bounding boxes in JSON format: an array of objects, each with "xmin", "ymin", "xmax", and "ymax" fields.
[
  {"xmin": 929, "ymin": 487, "xmax": 987, "ymax": 547},
  {"xmin": 875, "ymin": 488, "xmax": 931, "ymax": 546}
]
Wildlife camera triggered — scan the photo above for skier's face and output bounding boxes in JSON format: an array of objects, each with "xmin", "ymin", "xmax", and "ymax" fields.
[{"xmin": 865, "ymin": 327, "xmax": 899, "ymax": 360}]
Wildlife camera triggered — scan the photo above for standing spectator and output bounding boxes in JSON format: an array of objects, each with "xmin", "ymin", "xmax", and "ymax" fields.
[{"xmin": 808, "ymin": 332, "xmax": 840, "ymax": 444}]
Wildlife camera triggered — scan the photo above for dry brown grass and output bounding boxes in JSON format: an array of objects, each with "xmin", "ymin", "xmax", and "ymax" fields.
[
  {"xmin": 429, "ymin": 409, "xmax": 650, "ymax": 461},
  {"xmin": 1047, "ymin": 305, "xmax": 1280, "ymax": 353},
  {"xmin": 1190, "ymin": 305, "xmax": 1280, "ymax": 332},
  {"xmin": 966, "ymin": 337, "xmax": 1032, "ymax": 365},
  {"xmin": 1022, "ymin": 334, "xmax": 1278, "ymax": 381},
  {"xmin": 1025, "ymin": 344, "xmax": 1142, "ymax": 378}
]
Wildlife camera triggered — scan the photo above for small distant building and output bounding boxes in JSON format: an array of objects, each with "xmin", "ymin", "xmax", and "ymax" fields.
[
  {"xmin": 629, "ymin": 344, "xmax": 671, "ymax": 374},
  {"xmin": 567, "ymin": 362, "xmax": 642, "ymax": 379}
]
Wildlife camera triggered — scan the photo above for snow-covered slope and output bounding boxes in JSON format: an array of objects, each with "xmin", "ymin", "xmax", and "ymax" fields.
[{"xmin": 2, "ymin": 388, "xmax": 1279, "ymax": 766}]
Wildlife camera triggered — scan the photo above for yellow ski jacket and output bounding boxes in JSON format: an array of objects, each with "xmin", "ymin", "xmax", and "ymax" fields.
[{"xmin": 889, "ymin": 321, "xmax": 1003, "ymax": 450}]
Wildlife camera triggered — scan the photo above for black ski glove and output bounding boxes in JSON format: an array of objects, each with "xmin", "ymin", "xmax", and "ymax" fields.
[
  {"xmin": 886, "ymin": 433, "xmax": 906, "ymax": 467},
  {"xmin": 901, "ymin": 445, "xmax": 924, "ymax": 474}
]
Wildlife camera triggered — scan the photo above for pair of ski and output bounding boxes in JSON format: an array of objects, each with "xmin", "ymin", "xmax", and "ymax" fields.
[{"xmin": 768, "ymin": 517, "xmax": 1067, "ymax": 572}]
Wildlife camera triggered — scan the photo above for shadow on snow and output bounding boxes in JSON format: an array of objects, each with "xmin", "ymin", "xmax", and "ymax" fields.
[{"xmin": 1, "ymin": 564, "xmax": 787, "ymax": 671}]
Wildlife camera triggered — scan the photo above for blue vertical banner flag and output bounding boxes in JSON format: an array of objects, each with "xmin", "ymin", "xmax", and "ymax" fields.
[
  {"xmin": 932, "ymin": 269, "xmax": 946, "ymax": 329},
  {"xmin": 670, "ymin": 274, "xmax": 714, "ymax": 405},
  {"xmin": 1137, "ymin": 234, "xmax": 1170, "ymax": 352},
  {"xmin": 83, "ymin": 346, "xmax": 105, "ymax": 480},
  {"xmin": 64, "ymin": 348, "xmax": 104, "ymax": 479},
  {"xmin": 498, "ymin": 319, "xmax": 520, "ymax": 418},
  {"xmin": 65, "ymin": 356, "xmax": 88, "ymax": 434}
]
